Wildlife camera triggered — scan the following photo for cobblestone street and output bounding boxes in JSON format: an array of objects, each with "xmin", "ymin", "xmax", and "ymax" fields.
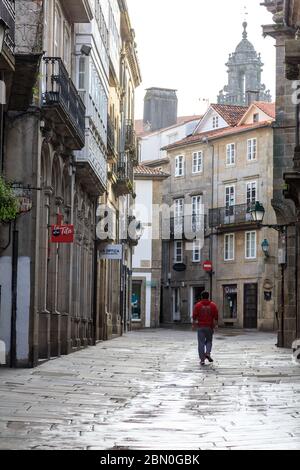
[{"xmin": 0, "ymin": 329, "xmax": 299, "ymax": 450}]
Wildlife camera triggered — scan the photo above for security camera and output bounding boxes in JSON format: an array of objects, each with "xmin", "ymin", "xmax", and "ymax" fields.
[{"xmin": 80, "ymin": 45, "xmax": 92, "ymax": 56}]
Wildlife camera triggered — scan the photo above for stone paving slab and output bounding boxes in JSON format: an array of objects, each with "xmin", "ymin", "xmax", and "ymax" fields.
[{"xmin": 0, "ymin": 329, "xmax": 300, "ymax": 449}]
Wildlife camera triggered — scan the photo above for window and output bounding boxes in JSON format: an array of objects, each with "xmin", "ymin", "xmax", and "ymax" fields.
[
  {"xmin": 246, "ymin": 181, "xmax": 257, "ymax": 209},
  {"xmin": 175, "ymin": 155, "xmax": 185, "ymax": 177},
  {"xmin": 192, "ymin": 195, "xmax": 203, "ymax": 232},
  {"xmin": 213, "ymin": 116, "xmax": 219, "ymax": 129},
  {"xmin": 132, "ymin": 281, "xmax": 142, "ymax": 321},
  {"xmin": 247, "ymin": 138, "xmax": 257, "ymax": 161},
  {"xmin": 192, "ymin": 151, "xmax": 203, "ymax": 174},
  {"xmin": 224, "ymin": 234, "xmax": 235, "ymax": 261},
  {"xmin": 192, "ymin": 240, "xmax": 201, "ymax": 263},
  {"xmin": 174, "ymin": 198, "xmax": 184, "ymax": 235},
  {"xmin": 174, "ymin": 241, "xmax": 183, "ymax": 263},
  {"xmin": 226, "ymin": 143, "xmax": 235, "ymax": 166},
  {"xmin": 63, "ymin": 23, "xmax": 71, "ymax": 71},
  {"xmin": 253, "ymin": 113, "xmax": 259, "ymax": 123},
  {"xmin": 54, "ymin": 6, "xmax": 62, "ymax": 57},
  {"xmin": 78, "ymin": 57, "xmax": 86, "ymax": 90},
  {"xmin": 225, "ymin": 185, "xmax": 235, "ymax": 208},
  {"xmin": 245, "ymin": 231, "xmax": 257, "ymax": 259}
]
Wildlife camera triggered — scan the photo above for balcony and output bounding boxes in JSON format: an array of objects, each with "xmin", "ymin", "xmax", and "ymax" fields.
[
  {"xmin": 42, "ymin": 57, "xmax": 85, "ymax": 150},
  {"xmin": 112, "ymin": 154, "xmax": 134, "ymax": 196},
  {"xmin": 0, "ymin": 0, "xmax": 15, "ymax": 68},
  {"xmin": 107, "ymin": 114, "xmax": 117, "ymax": 159},
  {"xmin": 75, "ymin": 130, "xmax": 107, "ymax": 196},
  {"xmin": 209, "ymin": 204, "xmax": 260, "ymax": 232},
  {"xmin": 60, "ymin": 0, "xmax": 93, "ymax": 23},
  {"xmin": 125, "ymin": 119, "xmax": 134, "ymax": 149}
]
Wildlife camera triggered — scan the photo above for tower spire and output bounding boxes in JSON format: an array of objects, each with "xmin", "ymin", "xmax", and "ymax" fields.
[{"xmin": 242, "ymin": 21, "xmax": 248, "ymax": 40}]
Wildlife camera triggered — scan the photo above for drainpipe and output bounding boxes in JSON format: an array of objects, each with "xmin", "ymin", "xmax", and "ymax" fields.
[
  {"xmin": 10, "ymin": 219, "xmax": 19, "ymax": 368},
  {"xmin": 284, "ymin": 0, "xmax": 291, "ymax": 28},
  {"xmin": 92, "ymin": 200, "xmax": 98, "ymax": 346}
]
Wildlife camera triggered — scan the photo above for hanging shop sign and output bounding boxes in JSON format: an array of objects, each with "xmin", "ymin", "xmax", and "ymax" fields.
[
  {"xmin": 99, "ymin": 244, "xmax": 123, "ymax": 260},
  {"xmin": 51, "ymin": 224, "xmax": 74, "ymax": 243},
  {"xmin": 13, "ymin": 188, "xmax": 33, "ymax": 214}
]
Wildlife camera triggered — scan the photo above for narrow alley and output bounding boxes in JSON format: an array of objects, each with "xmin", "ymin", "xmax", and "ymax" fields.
[{"xmin": 0, "ymin": 329, "xmax": 299, "ymax": 450}]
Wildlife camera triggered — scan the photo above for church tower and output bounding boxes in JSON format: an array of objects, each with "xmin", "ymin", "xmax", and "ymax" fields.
[{"xmin": 218, "ymin": 22, "xmax": 271, "ymax": 106}]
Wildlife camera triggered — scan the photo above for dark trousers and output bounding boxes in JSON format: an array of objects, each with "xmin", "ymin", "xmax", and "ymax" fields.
[{"xmin": 197, "ymin": 327, "xmax": 213, "ymax": 361}]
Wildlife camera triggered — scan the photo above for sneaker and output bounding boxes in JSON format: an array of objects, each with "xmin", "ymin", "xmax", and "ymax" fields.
[
  {"xmin": 206, "ymin": 355, "xmax": 214, "ymax": 363},
  {"xmin": 200, "ymin": 361, "xmax": 205, "ymax": 366}
]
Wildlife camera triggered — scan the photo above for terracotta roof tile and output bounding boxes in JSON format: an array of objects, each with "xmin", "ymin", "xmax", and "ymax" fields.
[
  {"xmin": 135, "ymin": 115, "xmax": 202, "ymax": 137},
  {"xmin": 252, "ymin": 101, "xmax": 275, "ymax": 119},
  {"xmin": 134, "ymin": 165, "xmax": 170, "ymax": 178},
  {"xmin": 163, "ymin": 121, "xmax": 273, "ymax": 151},
  {"xmin": 209, "ymin": 104, "xmax": 248, "ymax": 127}
]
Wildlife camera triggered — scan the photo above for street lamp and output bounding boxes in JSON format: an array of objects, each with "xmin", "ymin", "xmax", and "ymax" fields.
[
  {"xmin": 249, "ymin": 201, "xmax": 266, "ymax": 224},
  {"xmin": 250, "ymin": 201, "xmax": 296, "ymax": 349},
  {"xmin": 261, "ymin": 239, "xmax": 270, "ymax": 258},
  {"xmin": 249, "ymin": 201, "xmax": 295, "ymax": 233}
]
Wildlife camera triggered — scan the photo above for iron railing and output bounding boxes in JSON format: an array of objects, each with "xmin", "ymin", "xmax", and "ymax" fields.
[
  {"xmin": 42, "ymin": 57, "xmax": 85, "ymax": 143},
  {"xmin": 0, "ymin": 0, "xmax": 15, "ymax": 52},
  {"xmin": 209, "ymin": 204, "xmax": 256, "ymax": 228},
  {"xmin": 125, "ymin": 119, "xmax": 135, "ymax": 149},
  {"xmin": 107, "ymin": 114, "xmax": 116, "ymax": 154},
  {"xmin": 114, "ymin": 154, "xmax": 134, "ymax": 184}
]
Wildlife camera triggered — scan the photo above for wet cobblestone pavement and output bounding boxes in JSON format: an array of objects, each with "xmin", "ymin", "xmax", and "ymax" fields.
[{"xmin": 0, "ymin": 329, "xmax": 299, "ymax": 450}]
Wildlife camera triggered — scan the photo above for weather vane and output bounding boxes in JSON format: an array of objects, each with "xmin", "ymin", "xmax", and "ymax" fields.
[{"xmin": 243, "ymin": 5, "xmax": 249, "ymax": 22}]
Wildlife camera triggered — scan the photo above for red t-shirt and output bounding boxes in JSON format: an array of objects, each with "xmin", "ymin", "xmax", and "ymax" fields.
[{"xmin": 193, "ymin": 300, "xmax": 218, "ymax": 329}]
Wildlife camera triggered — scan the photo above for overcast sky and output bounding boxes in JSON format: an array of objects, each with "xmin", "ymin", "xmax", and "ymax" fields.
[{"xmin": 126, "ymin": 0, "xmax": 276, "ymax": 119}]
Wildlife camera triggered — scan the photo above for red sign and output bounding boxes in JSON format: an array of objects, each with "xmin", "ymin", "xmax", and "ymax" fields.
[
  {"xmin": 203, "ymin": 261, "xmax": 213, "ymax": 272},
  {"xmin": 51, "ymin": 225, "xmax": 74, "ymax": 244}
]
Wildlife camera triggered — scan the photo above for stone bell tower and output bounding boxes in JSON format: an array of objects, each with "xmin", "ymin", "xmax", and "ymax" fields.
[{"xmin": 218, "ymin": 22, "xmax": 271, "ymax": 106}]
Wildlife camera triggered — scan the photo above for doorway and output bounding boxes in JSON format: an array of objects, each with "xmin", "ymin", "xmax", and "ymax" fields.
[
  {"xmin": 244, "ymin": 283, "xmax": 258, "ymax": 329},
  {"xmin": 190, "ymin": 286, "xmax": 205, "ymax": 318},
  {"xmin": 172, "ymin": 288, "xmax": 181, "ymax": 322}
]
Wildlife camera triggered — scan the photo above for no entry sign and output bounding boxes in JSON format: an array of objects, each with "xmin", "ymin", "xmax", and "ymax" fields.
[
  {"xmin": 203, "ymin": 261, "xmax": 213, "ymax": 272},
  {"xmin": 51, "ymin": 225, "xmax": 74, "ymax": 244}
]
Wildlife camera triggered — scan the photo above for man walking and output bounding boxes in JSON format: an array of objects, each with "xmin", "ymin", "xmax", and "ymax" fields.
[{"xmin": 192, "ymin": 291, "xmax": 218, "ymax": 366}]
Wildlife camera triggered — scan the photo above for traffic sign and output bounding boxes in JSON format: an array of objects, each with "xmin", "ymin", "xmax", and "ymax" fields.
[{"xmin": 203, "ymin": 261, "xmax": 213, "ymax": 272}]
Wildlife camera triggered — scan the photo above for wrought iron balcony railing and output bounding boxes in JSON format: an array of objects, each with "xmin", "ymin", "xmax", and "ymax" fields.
[
  {"xmin": 125, "ymin": 119, "xmax": 135, "ymax": 150},
  {"xmin": 0, "ymin": 0, "xmax": 15, "ymax": 52},
  {"xmin": 112, "ymin": 154, "xmax": 134, "ymax": 196},
  {"xmin": 42, "ymin": 57, "xmax": 85, "ymax": 149},
  {"xmin": 209, "ymin": 204, "xmax": 258, "ymax": 229},
  {"xmin": 107, "ymin": 114, "xmax": 116, "ymax": 155}
]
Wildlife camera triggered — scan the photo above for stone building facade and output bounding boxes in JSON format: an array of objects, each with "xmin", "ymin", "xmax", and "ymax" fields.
[
  {"xmin": 262, "ymin": 0, "xmax": 300, "ymax": 348},
  {"xmin": 0, "ymin": 0, "xmax": 141, "ymax": 367},
  {"xmin": 161, "ymin": 102, "xmax": 278, "ymax": 331},
  {"xmin": 132, "ymin": 165, "xmax": 170, "ymax": 329}
]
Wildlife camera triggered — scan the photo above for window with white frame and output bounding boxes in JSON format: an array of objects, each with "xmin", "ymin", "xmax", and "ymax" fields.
[
  {"xmin": 213, "ymin": 116, "xmax": 219, "ymax": 129},
  {"xmin": 192, "ymin": 195, "xmax": 203, "ymax": 232},
  {"xmin": 247, "ymin": 138, "xmax": 257, "ymax": 161},
  {"xmin": 192, "ymin": 151, "xmax": 203, "ymax": 174},
  {"xmin": 224, "ymin": 234, "xmax": 235, "ymax": 261},
  {"xmin": 192, "ymin": 240, "xmax": 201, "ymax": 263},
  {"xmin": 174, "ymin": 241, "xmax": 183, "ymax": 263},
  {"xmin": 78, "ymin": 56, "xmax": 86, "ymax": 90},
  {"xmin": 226, "ymin": 143, "xmax": 235, "ymax": 166},
  {"xmin": 245, "ymin": 231, "xmax": 257, "ymax": 259},
  {"xmin": 175, "ymin": 155, "xmax": 185, "ymax": 177},
  {"xmin": 54, "ymin": 6, "xmax": 62, "ymax": 57},
  {"xmin": 246, "ymin": 181, "xmax": 257, "ymax": 208}
]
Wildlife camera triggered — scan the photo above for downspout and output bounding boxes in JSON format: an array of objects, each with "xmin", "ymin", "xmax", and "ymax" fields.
[
  {"xmin": 284, "ymin": 0, "xmax": 291, "ymax": 28},
  {"xmin": 10, "ymin": 219, "xmax": 18, "ymax": 367},
  {"xmin": 92, "ymin": 200, "xmax": 98, "ymax": 345}
]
